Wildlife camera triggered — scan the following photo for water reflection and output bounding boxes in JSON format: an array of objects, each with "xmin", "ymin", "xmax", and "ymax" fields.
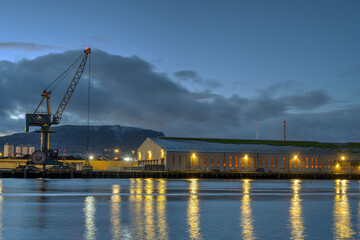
[
  {"xmin": 240, "ymin": 179, "xmax": 255, "ymax": 240},
  {"xmin": 289, "ymin": 180, "xmax": 305, "ymax": 240},
  {"xmin": 84, "ymin": 196, "xmax": 96, "ymax": 240},
  {"xmin": 0, "ymin": 180, "xmax": 3, "ymax": 240},
  {"xmin": 129, "ymin": 179, "xmax": 145, "ymax": 239},
  {"xmin": 36, "ymin": 180, "xmax": 48, "ymax": 230},
  {"xmin": 187, "ymin": 179, "xmax": 202, "ymax": 240},
  {"xmin": 157, "ymin": 179, "xmax": 168, "ymax": 240},
  {"xmin": 111, "ymin": 185, "xmax": 121, "ymax": 240},
  {"xmin": 129, "ymin": 178, "xmax": 169, "ymax": 240},
  {"xmin": 144, "ymin": 179, "xmax": 155, "ymax": 239},
  {"xmin": 334, "ymin": 179, "xmax": 354, "ymax": 239}
]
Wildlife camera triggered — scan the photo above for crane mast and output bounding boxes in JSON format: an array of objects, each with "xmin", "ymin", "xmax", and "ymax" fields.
[{"xmin": 25, "ymin": 48, "xmax": 91, "ymax": 166}]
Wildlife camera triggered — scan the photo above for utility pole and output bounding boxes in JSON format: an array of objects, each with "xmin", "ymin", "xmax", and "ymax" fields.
[
  {"xmin": 256, "ymin": 121, "xmax": 259, "ymax": 140},
  {"xmin": 284, "ymin": 120, "xmax": 286, "ymax": 141}
]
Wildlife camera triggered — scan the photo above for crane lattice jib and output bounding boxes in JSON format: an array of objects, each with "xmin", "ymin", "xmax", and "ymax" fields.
[{"xmin": 54, "ymin": 48, "xmax": 91, "ymax": 122}]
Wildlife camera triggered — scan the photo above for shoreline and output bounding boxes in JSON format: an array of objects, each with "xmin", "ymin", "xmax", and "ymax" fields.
[{"xmin": 0, "ymin": 170, "xmax": 359, "ymax": 180}]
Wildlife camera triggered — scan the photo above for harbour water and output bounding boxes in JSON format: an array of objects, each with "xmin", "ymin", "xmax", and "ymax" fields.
[{"xmin": 0, "ymin": 178, "xmax": 358, "ymax": 239}]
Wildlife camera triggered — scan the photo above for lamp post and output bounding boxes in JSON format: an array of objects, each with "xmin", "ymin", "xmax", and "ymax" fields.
[
  {"xmin": 244, "ymin": 154, "xmax": 248, "ymax": 172},
  {"xmin": 114, "ymin": 149, "xmax": 120, "ymax": 160},
  {"xmin": 340, "ymin": 155, "xmax": 348, "ymax": 173},
  {"xmin": 191, "ymin": 153, "xmax": 196, "ymax": 171}
]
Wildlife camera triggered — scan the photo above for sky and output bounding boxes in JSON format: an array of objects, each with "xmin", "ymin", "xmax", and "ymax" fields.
[{"xmin": 1, "ymin": 0, "xmax": 360, "ymax": 142}]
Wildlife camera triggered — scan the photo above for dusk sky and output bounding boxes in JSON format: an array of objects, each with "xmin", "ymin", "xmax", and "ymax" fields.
[{"xmin": 1, "ymin": 0, "xmax": 360, "ymax": 142}]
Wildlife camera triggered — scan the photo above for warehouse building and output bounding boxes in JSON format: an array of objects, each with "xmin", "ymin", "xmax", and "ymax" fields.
[{"xmin": 137, "ymin": 137, "xmax": 360, "ymax": 173}]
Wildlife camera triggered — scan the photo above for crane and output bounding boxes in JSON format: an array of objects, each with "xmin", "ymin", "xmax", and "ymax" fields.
[{"xmin": 25, "ymin": 47, "xmax": 91, "ymax": 166}]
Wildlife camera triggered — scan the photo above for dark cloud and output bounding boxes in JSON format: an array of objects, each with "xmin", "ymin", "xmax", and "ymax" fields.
[
  {"xmin": 0, "ymin": 49, "xmax": 357, "ymax": 142},
  {"xmin": 174, "ymin": 70, "xmax": 222, "ymax": 89},
  {"xmin": 280, "ymin": 90, "xmax": 330, "ymax": 110},
  {"xmin": 0, "ymin": 42, "xmax": 58, "ymax": 51}
]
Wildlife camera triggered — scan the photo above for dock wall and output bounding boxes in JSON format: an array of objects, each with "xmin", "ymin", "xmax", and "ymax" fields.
[{"xmin": 2, "ymin": 170, "xmax": 360, "ymax": 180}]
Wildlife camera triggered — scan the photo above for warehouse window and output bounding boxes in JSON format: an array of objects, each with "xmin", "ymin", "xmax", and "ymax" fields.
[
  {"xmin": 248, "ymin": 156, "xmax": 251, "ymax": 168},
  {"xmin": 172, "ymin": 155, "xmax": 175, "ymax": 167},
  {"xmin": 254, "ymin": 156, "xmax": 257, "ymax": 168},
  {"xmin": 265, "ymin": 157, "xmax": 268, "ymax": 168},
  {"xmin": 223, "ymin": 156, "xmax": 226, "ymax": 168},
  {"xmin": 229, "ymin": 156, "xmax": 232, "ymax": 168},
  {"xmin": 276, "ymin": 157, "xmax": 278, "ymax": 168},
  {"xmin": 319, "ymin": 157, "xmax": 321, "ymax": 169},
  {"xmin": 211, "ymin": 156, "xmax": 214, "ymax": 167},
  {"xmin": 271, "ymin": 157, "xmax": 274, "ymax": 168},
  {"xmin": 260, "ymin": 156, "xmax": 262, "ymax": 168},
  {"xmin": 289, "ymin": 157, "xmax": 291, "ymax": 169},
  {"xmin": 185, "ymin": 155, "xmax": 188, "ymax": 167},
  {"xmin": 241, "ymin": 156, "xmax": 244, "ymax": 168},
  {"xmin": 300, "ymin": 157, "xmax": 303, "ymax": 169},
  {"xmin": 324, "ymin": 158, "xmax": 327, "ymax": 168},
  {"xmin": 204, "ymin": 156, "xmax": 207, "ymax": 167},
  {"xmin": 283, "ymin": 157, "xmax": 286, "ymax": 168},
  {"xmin": 217, "ymin": 156, "xmax": 220, "ymax": 168},
  {"xmin": 179, "ymin": 155, "xmax": 181, "ymax": 167},
  {"xmin": 198, "ymin": 156, "xmax": 201, "ymax": 167},
  {"xmin": 294, "ymin": 158, "xmax": 297, "ymax": 168},
  {"xmin": 235, "ymin": 156, "xmax": 238, "ymax": 168},
  {"xmin": 306, "ymin": 157, "xmax": 309, "ymax": 168},
  {"xmin": 315, "ymin": 157, "xmax": 318, "ymax": 168},
  {"xmin": 311, "ymin": 157, "xmax": 314, "ymax": 168}
]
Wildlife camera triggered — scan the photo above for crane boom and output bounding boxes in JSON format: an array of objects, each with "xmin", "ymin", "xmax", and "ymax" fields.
[{"xmin": 54, "ymin": 47, "xmax": 91, "ymax": 122}]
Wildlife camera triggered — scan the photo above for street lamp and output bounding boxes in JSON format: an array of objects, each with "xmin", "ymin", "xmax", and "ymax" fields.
[{"xmin": 191, "ymin": 153, "xmax": 196, "ymax": 170}]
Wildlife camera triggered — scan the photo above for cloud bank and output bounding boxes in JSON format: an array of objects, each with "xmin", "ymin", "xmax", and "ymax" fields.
[{"xmin": 0, "ymin": 49, "xmax": 358, "ymax": 142}]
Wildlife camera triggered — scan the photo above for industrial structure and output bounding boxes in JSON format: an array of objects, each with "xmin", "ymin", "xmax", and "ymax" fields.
[
  {"xmin": 15, "ymin": 145, "xmax": 35, "ymax": 158},
  {"xmin": 138, "ymin": 137, "xmax": 360, "ymax": 173},
  {"xmin": 4, "ymin": 144, "xmax": 37, "ymax": 158},
  {"xmin": 25, "ymin": 48, "xmax": 91, "ymax": 166}
]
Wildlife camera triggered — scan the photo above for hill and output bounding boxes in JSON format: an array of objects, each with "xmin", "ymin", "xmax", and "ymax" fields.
[{"xmin": 0, "ymin": 125, "xmax": 164, "ymax": 155}]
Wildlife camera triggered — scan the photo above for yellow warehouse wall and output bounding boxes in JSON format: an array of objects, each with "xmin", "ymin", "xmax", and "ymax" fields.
[{"xmin": 0, "ymin": 159, "xmax": 138, "ymax": 170}]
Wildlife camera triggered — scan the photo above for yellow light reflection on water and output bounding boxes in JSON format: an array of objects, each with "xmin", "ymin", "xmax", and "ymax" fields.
[
  {"xmin": 111, "ymin": 184, "xmax": 121, "ymax": 240},
  {"xmin": 334, "ymin": 179, "xmax": 354, "ymax": 239},
  {"xmin": 145, "ymin": 179, "xmax": 155, "ymax": 240},
  {"xmin": 129, "ymin": 179, "xmax": 145, "ymax": 239},
  {"xmin": 289, "ymin": 179, "xmax": 305, "ymax": 240},
  {"xmin": 240, "ymin": 179, "xmax": 255, "ymax": 240},
  {"xmin": 0, "ymin": 180, "xmax": 3, "ymax": 240},
  {"xmin": 157, "ymin": 179, "xmax": 169, "ymax": 240},
  {"xmin": 84, "ymin": 196, "xmax": 96, "ymax": 240},
  {"xmin": 187, "ymin": 179, "xmax": 202, "ymax": 240}
]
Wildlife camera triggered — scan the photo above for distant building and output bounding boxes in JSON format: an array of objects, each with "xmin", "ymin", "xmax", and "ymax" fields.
[
  {"xmin": 4, "ymin": 144, "xmax": 15, "ymax": 158},
  {"xmin": 137, "ymin": 137, "xmax": 360, "ymax": 173}
]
